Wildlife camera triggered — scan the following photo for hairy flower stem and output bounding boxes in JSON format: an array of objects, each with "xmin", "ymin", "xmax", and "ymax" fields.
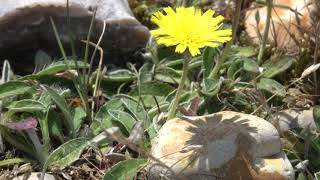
[
  {"xmin": 26, "ymin": 129, "xmax": 46, "ymax": 165},
  {"xmin": 257, "ymin": 0, "xmax": 273, "ymax": 64},
  {"xmin": 208, "ymin": 0, "xmax": 243, "ymax": 79},
  {"xmin": 167, "ymin": 53, "xmax": 191, "ymax": 120}
]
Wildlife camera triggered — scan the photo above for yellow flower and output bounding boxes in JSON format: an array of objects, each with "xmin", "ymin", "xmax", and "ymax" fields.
[{"xmin": 150, "ymin": 7, "xmax": 232, "ymax": 57}]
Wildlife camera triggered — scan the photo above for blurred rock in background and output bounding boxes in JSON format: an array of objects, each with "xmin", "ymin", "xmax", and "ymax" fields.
[
  {"xmin": 245, "ymin": 0, "xmax": 316, "ymax": 53},
  {"xmin": 0, "ymin": 0, "xmax": 150, "ymax": 74}
]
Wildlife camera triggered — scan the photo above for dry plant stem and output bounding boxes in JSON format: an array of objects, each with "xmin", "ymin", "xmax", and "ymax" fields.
[
  {"xmin": 50, "ymin": 17, "xmax": 91, "ymax": 124},
  {"xmin": 257, "ymin": 0, "xmax": 273, "ymax": 65},
  {"xmin": 208, "ymin": 0, "xmax": 243, "ymax": 79},
  {"xmin": 251, "ymin": 77, "xmax": 303, "ymax": 115},
  {"xmin": 87, "ymin": 20, "xmax": 106, "ymax": 85},
  {"xmin": 102, "ymin": 128, "xmax": 186, "ymax": 180},
  {"xmin": 83, "ymin": 9, "xmax": 96, "ymax": 76},
  {"xmin": 81, "ymin": 40, "xmax": 104, "ymax": 120},
  {"xmin": 167, "ymin": 53, "xmax": 191, "ymax": 120}
]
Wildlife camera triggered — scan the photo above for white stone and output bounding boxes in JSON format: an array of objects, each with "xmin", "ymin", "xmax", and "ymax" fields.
[
  {"xmin": 13, "ymin": 172, "xmax": 56, "ymax": 180},
  {"xmin": 253, "ymin": 152, "xmax": 294, "ymax": 180},
  {"xmin": 274, "ymin": 108, "xmax": 317, "ymax": 132}
]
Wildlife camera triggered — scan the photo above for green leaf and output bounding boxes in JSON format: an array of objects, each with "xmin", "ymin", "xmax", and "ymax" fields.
[
  {"xmin": 92, "ymin": 99, "xmax": 124, "ymax": 135},
  {"xmin": 95, "ymin": 99, "xmax": 124, "ymax": 123},
  {"xmin": 121, "ymin": 98, "xmax": 147, "ymax": 121},
  {"xmin": 108, "ymin": 110, "xmax": 136, "ymax": 136},
  {"xmin": 139, "ymin": 63, "xmax": 153, "ymax": 83},
  {"xmin": 203, "ymin": 47, "xmax": 218, "ymax": 77},
  {"xmin": 234, "ymin": 46, "xmax": 256, "ymax": 57},
  {"xmin": 262, "ymin": 56, "xmax": 294, "ymax": 78},
  {"xmin": 0, "ymin": 158, "xmax": 29, "ymax": 167},
  {"xmin": 0, "ymin": 81, "xmax": 34, "ymax": 99},
  {"xmin": 155, "ymin": 67, "xmax": 182, "ymax": 84},
  {"xmin": 48, "ymin": 110, "xmax": 64, "ymax": 143},
  {"xmin": 43, "ymin": 86, "xmax": 74, "ymax": 137},
  {"xmin": 73, "ymin": 106, "xmax": 87, "ymax": 133},
  {"xmin": 201, "ymin": 78, "xmax": 223, "ymax": 96},
  {"xmin": 7, "ymin": 99, "xmax": 46, "ymax": 115},
  {"xmin": 0, "ymin": 125, "xmax": 37, "ymax": 158},
  {"xmin": 243, "ymin": 59, "xmax": 259, "ymax": 73},
  {"xmin": 103, "ymin": 159, "xmax": 147, "ymax": 180},
  {"xmin": 257, "ymin": 78, "xmax": 286, "ymax": 97},
  {"xmin": 313, "ymin": 105, "xmax": 320, "ymax": 130},
  {"xmin": 104, "ymin": 69, "xmax": 136, "ymax": 82},
  {"xmin": 297, "ymin": 173, "xmax": 307, "ymax": 180},
  {"xmin": 134, "ymin": 81, "xmax": 174, "ymax": 96},
  {"xmin": 227, "ymin": 60, "xmax": 242, "ymax": 80},
  {"xmin": 38, "ymin": 110, "xmax": 51, "ymax": 154},
  {"xmin": 121, "ymin": 97, "xmax": 157, "ymax": 139},
  {"xmin": 37, "ymin": 61, "xmax": 89, "ymax": 76},
  {"xmin": 43, "ymin": 138, "xmax": 88, "ymax": 170}
]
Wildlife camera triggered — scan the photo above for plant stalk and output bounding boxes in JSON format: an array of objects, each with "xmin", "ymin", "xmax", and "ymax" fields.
[
  {"xmin": 208, "ymin": 0, "xmax": 243, "ymax": 79},
  {"xmin": 257, "ymin": 0, "xmax": 273, "ymax": 64},
  {"xmin": 167, "ymin": 53, "xmax": 191, "ymax": 120},
  {"xmin": 26, "ymin": 129, "xmax": 46, "ymax": 165}
]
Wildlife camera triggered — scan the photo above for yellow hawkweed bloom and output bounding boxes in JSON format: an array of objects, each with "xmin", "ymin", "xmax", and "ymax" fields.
[{"xmin": 150, "ymin": 7, "xmax": 232, "ymax": 57}]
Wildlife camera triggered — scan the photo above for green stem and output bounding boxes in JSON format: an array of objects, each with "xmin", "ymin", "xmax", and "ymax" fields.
[
  {"xmin": 208, "ymin": 44, "xmax": 231, "ymax": 79},
  {"xmin": 167, "ymin": 53, "xmax": 191, "ymax": 120},
  {"xmin": 257, "ymin": 0, "xmax": 273, "ymax": 64},
  {"xmin": 208, "ymin": 0, "xmax": 243, "ymax": 79}
]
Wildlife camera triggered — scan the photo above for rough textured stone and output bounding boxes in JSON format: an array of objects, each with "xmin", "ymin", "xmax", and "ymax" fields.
[
  {"xmin": 148, "ymin": 111, "xmax": 293, "ymax": 180},
  {"xmin": 274, "ymin": 108, "xmax": 317, "ymax": 132},
  {"xmin": 0, "ymin": 0, "xmax": 150, "ymax": 71}
]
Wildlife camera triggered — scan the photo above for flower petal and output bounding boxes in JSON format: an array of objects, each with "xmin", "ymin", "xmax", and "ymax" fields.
[{"xmin": 175, "ymin": 44, "xmax": 187, "ymax": 54}]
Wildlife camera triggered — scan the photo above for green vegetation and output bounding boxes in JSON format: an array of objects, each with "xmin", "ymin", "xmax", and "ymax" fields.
[{"xmin": 0, "ymin": 0, "xmax": 319, "ymax": 179}]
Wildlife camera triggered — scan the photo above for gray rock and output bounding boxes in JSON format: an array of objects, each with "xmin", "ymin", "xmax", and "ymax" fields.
[
  {"xmin": 148, "ymin": 111, "xmax": 292, "ymax": 180},
  {"xmin": 0, "ymin": 0, "xmax": 150, "ymax": 71},
  {"xmin": 274, "ymin": 108, "xmax": 317, "ymax": 132},
  {"xmin": 13, "ymin": 172, "xmax": 56, "ymax": 180}
]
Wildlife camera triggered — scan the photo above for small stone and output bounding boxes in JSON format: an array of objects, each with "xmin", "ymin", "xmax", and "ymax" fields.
[
  {"xmin": 295, "ymin": 160, "xmax": 309, "ymax": 172},
  {"xmin": 253, "ymin": 152, "xmax": 294, "ymax": 180},
  {"xmin": 13, "ymin": 172, "xmax": 56, "ymax": 180},
  {"xmin": 147, "ymin": 111, "xmax": 292, "ymax": 180},
  {"xmin": 274, "ymin": 108, "xmax": 317, "ymax": 133}
]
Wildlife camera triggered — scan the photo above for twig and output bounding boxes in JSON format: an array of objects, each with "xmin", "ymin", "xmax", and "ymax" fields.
[
  {"xmin": 80, "ymin": 39, "xmax": 104, "ymax": 120},
  {"xmin": 87, "ymin": 20, "xmax": 106, "ymax": 85}
]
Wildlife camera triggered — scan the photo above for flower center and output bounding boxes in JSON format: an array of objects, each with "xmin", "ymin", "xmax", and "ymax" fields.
[{"xmin": 180, "ymin": 33, "xmax": 201, "ymax": 46}]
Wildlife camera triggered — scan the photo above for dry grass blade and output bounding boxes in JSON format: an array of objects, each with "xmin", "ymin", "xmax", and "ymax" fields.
[{"xmin": 301, "ymin": 63, "xmax": 320, "ymax": 78}]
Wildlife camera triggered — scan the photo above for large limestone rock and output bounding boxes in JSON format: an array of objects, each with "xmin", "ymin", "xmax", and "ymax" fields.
[
  {"xmin": 148, "ymin": 111, "xmax": 294, "ymax": 180},
  {"xmin": 0, "ymin": 0, "xmax": 150, "ymax": 71}
]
